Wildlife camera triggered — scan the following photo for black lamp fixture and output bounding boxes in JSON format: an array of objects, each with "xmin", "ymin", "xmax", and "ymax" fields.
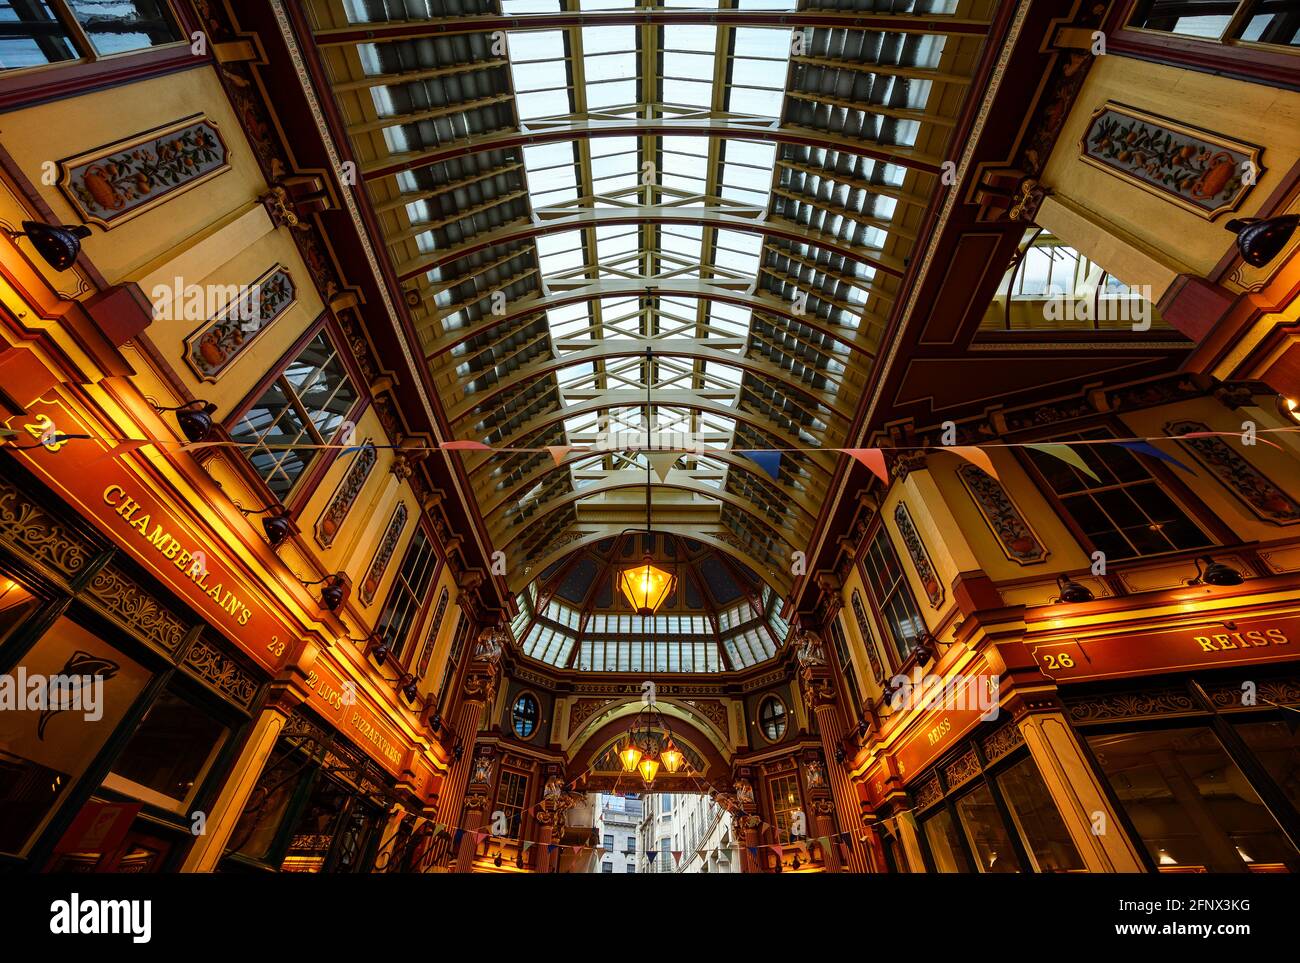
[
  {"xmin": 1190, "ymin": 555, "xmax": 1244, "ymax": 587},
  {"xmin": 239, "ymin": 502, "xmax": 292, "ymax": 546},
  {"xmin": 910, "ymin": 632, "xmax": 936, "ymax": 664},
  {"xmin": 8, "ymin": 220, "xmax": 91, "ymax": 271},
  {"xmin": 301, "ymin": 572, "xmax": 347, "ymax": 612},
  {"xmin": 1225, "ymin": 214, "xmax": 1299, "ymax": 268},
  {"xmin": 153, "ymin": 399, "xmax": 218, "ymax": 443},
  {"xmin": 399, "ymin": 673, "xmax": 419, "ymax": 702},
  {"xmin": 493, "ymin": 851, "xmax": 503, "ymax": 868},
  {"xmin": 428, "ymin": 712, "xmax": 443, "ymax": 735},
  {"xmin": 1055, "ymin": 573, "xmax": 1095, "ymax": 604}
]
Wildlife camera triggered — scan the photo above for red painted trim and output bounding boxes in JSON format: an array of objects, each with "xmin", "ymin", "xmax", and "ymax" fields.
[
  {"xmin": 1106, "ymin": 28, "xmax": 1300, "ymax": 92},
  {"xmin": 0, "ymin": 45, "xmax": 208, "ymax": 114}
]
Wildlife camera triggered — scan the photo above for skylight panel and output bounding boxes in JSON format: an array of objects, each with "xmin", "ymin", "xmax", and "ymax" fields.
[
  {"xmin": 509, "ymin": 31, "xmax": 570, "ymax": 120},
  {"xmin": 661, "ymin": 136, "xmax": 709, "ymax": 196},
  {"xmin": 536, "ymin": 230, "xmax": 587, "ymax": 276},
  {"xmin": 713, "ymin": 229, "xmax": 763, "ymax": 276},
  {"xmin": 720, "ymin": 140, "xmax": 777, "ymax": 206},
  {"xmin": 501, "ymin": 0, "xmax": 562, "ymax": 12},
  {"xmin": 547, "ymin": 302, "xmax": 593, "ymax": 340},
  {"xmin": 523, "ymin": 143, "xmax": 580, "ymax": 208},
  {"xmin": 582, "ymin": 25, "xmax": 637, "ymax": 111},
  {"xmin": 728, "ymin": 27, "xmax": 790, "ymax": 117},
  {"xmin": 707, "ymin": 301, "xmax": 753, "ymax": 337},
  {"xmin": 596, "ymin": 225, "xmax": 639, "ymax": 264},
  {"xmin": 590, "ymin": 137, "xmax": 639, "ymax": 194},
  {"xmin": 662, "ymin": 225, "xmax": 702, "ymax": 266}
]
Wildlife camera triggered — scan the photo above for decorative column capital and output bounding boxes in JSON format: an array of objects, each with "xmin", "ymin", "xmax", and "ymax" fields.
[{"xmin": 463, "ymin": 789, "xmax": 491, "ymax": 813}]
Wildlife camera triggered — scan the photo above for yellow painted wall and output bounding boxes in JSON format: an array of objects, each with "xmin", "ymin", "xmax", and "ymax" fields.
[{"xmin": 1043, "ymin": 55, "xmax": 1300, "ymax": 279}]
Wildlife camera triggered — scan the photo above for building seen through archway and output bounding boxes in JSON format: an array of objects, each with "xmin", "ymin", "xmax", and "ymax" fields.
[{"xmin": 0, "ymin": 0, "xmax": 1299, "ymax": 911}]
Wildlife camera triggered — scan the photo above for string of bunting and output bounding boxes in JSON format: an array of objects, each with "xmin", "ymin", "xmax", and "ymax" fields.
[{"xmin": 7, "ymin": 425, "xmax": 1293, "ymax": 489}]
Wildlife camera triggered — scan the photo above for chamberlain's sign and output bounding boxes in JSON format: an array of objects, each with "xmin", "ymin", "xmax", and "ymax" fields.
[
  {"xmin": 1029, "ymin": 615, "xmax": 1296, "ymax": 684},
  {"xmin": 6, "ymin": 395, "xmax": 295, "ymax": 675}
]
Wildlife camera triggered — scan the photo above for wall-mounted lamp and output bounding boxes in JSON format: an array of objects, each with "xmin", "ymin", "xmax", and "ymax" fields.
[
  {"xmin": 153, "ymin": 399, "xmax": 218, "ymax": 443},
  {"xmin": 239, "ymin": 502, "xmax": 292, "ymax": 546},
  {"xmin": 1225, "ymin": 214, "xmax": 1299, "ymax": 268},
  {"xmin": 910, "ymin": 632, "xmax": 936, "ymax": 664},
  {"xmin": 1189, "ymin": 555, "xmax": 1244, "ymax": 587},
  {"xmin": 7, "ymin": 220, "xmax": 91, "ymax": 271},
  {"xmin": 428, "ymin": 712, "xmax": 443, "ymax": 735},
  {"xmin": 301, "ymin": 572, "xmax": 347, "ymax": 612},
  {"xmin": 398, "ymin": 673, "xmax": 419, "ymax": 702},
  {"xmin": 1054, "ymin": 573, "xmax": 1095, "ymax": 604}
]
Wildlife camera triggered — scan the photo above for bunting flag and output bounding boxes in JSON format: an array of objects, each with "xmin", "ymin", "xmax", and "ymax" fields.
[
  {"xmin": 1113, "ymin": 440, "xmax": 1195, "ymax": 474},
  {"xmin": 747, "ymin": 847, "xmax": 758, "ymax": 859},
  {"xmin": 771, "ymin": 844, "xmax": 783, "ymax": 859},
  {"xmin": 648, "ymin": 450, "xmax": 680, "ymax": 482},
  {"xmin": 441, "ymin": 439, "xmax": 491, "ymax": 451},
  {"xmin": 947, "ymin": 445, "xmax": 999, "ymax": 480},
  {"xmin": 739, "ymin": 449, "xmax": 782, "ymax": 482},
  {"xmin": 89, "ymin": 438, "xmax": 153, "ymax": 463},
  {"xmin": 571, "ymin": 845, "xmax": 582, "ymax": 856},
  {"xmin": 452, "ymin": 829, "xmax": 464, "ymax": 847},
  {"xmin": 547, "ymin": 843, "xmax": 557, "ymax": 855},
  {"xmin": 1024, "ymin": 442, "xmax": 1099, "ymax": 481},
  {"xmin": 841, "ymin": 447, "xmax": 889, "ymax": 485},
  {"xmin": 646, "ymin": 851, "xmax": 657, "ymax": 864},
  {"xmin": 671, "ymin": 850, "xmax": 682, "ymax": 866},
  {"xmin": 522, "ymin": 841, "xmax": 534, "ymax": 855},
  {"xmin": 545, "ymin": 445, "xmax": 572, "ymax": 467}
]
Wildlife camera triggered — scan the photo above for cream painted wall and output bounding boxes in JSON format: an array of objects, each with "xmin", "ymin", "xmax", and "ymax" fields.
[
  {"xmin": 1043, "ymin": 54, "xmax": 1300, "ymax": 280},
  {"xmin": 4, "ymin": 69, "xmax": 266, "ymax": 285}
]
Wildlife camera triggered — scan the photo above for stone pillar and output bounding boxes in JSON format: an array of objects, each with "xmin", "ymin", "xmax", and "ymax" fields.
[
  {"xmin": 433, "ymin": 646, "xmax": 500, "ymax": 831},
  {"xmin": 455, "ymin": 787, "xmax": 491, "ymax": 872},
  {"xmin": 893, "ymin": 810, "xmax": 927, "ymax": 873},
  {"xmin": 738, "ymin": 814, "xmax": 763, "ymax": 874},
  {"xmin": 810, "ymin": 798, "xmax": 842, "ymax": 872},
  {"xmin": 1016, "ymin": 710, "xmax": 1147, "ymax": 873},
  {"xmin": 181, "ymin": 697, "xmax": 295, "ymax": 872},
  {"xmin": 799, "ymin": 654, "xmax": 871, "ymax": 872}
]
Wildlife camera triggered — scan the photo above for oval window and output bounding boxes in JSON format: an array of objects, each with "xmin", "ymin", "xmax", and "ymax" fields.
[
  {"xmin": 758, "ymin": 695, "xmax": 787, "ymax": 742},
  {"xmin": 512, "ymin": 692, "xmax": 539, "ymax": 739}
]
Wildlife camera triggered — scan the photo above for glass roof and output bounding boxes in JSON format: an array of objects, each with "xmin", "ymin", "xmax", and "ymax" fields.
[{"xmin": 309, "ymin": 0, "xmax": 990, "ymax": 632}]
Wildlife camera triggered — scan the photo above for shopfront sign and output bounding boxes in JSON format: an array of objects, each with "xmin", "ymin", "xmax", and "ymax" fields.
[
  {"xmin": 303, "ymin": 654, "xmax": 407, "ymax": 777},
  {"xmin": 890, "ymin": 659, "xmax": 999, "ymax": 783},
  {"xmin": 5, "ymin": 395, "xmax": 296, "ymax": 674},
  {"xmin": 1029, "ymin": 615, "xmax": 1297, "ymax": 684}
]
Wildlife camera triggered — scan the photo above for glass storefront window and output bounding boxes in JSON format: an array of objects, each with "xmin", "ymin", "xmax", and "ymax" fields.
[
  {"xmin": 1088, "ymin": 726, "xmax": 1299, "ymax": 872},
  {"xmin": 921, "ymin": 807, "xmax": 971, "ymax": 872},
  {"xmin": 1234, "ymin": 720, "xmax": 1300, "ymax": 828},
  {"xmin": 954, "ymin": 783, "xmax": 1021, "ymax": 873},
  {"xmin": 996, "ymin": 756, "xmax": 1084, "ymax": 872},
  {"xmin": 227, "ymin": 744, "xmax": 307, "ymax": 863},
  {"xmin": 103, "ymin": 686, "xmax": 229, "ymax": 814},
  {"xmin": 0, "ymin": 616, "xmax": 151, "ymax": 855}
]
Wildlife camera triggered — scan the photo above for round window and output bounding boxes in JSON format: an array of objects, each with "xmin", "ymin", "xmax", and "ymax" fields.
[
  {"xmin": 511, "ymin": 692, "xmax": 539, "ymax": 739},
  {"xmin": 758, "ymin": 695, "xmax": 787, "ymax": 742}
]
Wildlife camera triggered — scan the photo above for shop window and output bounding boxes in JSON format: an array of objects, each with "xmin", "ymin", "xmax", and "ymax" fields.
[
  {"xmin": 954, "ymin": 783, "xmax": 1022, "ymax": 873},
  {"xmin": 374, "ymin": 526, "xmax": 438, "ymax": 662},
  {"xmin": 1024, "ymin": 428, "xmax": 1212, "ymax": 561},
  {"xmin": 0, "ymin": 616, "xmax": 152, "ymax": 855},
  {"xmin": 995, "ymin": 756, "xmax": 1085, "ymax": 872},
  {"xmin": 860, "ymin": 528, "xmax": 926, "ymax": 661},
  {"xmin": 0, "ymin": 1, "xmax": 183, "ymax": 70},
  {"xmin": 0, "ymin": 576, "xmax": 40, "ymax": 646},
  {"xmin": 769, "ymin": 772, "xmax": 802, "ymax": 840},
  {"xmin": 101, "ymin": 685, "xmax": 228, "ymax": 814},
  {"xmin": 228, "ymin": 330, "xmax": 360, "ymax": 501},
  {"xmin": 1129, "ymin": 1, "xmax": 1299, "ymax": 49},
  {"xmin": 827, "ymin": 614, "xmax": 863, "ymax": 722},
  {"xmin": 758, "ymin": 694, "xmax": 787, "ymax": 742},
  {"xmin": 495, "ymin": 769, "xmax": 528, "ymax": 839},
  {"xmin": 1234, "ymin": 720, "xmax": 1300, "ymax": 816},
  {"xmin": 921, "ymin": 807, "xmax": 973, "ymax": 873},
  {"xmin": 511, "ymin": 692, "xmax": 539, "ymax": 739},
  {"xmin": 1087, "ymin": 726, "xmax": 1299, "ymax": 872},
  {"xmin": 226, "ymin": 743, "xmax": 304, "ymax": 863}
]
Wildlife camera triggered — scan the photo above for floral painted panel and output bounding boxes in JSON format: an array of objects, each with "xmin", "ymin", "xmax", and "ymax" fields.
[
  {"xmin": 893, "ymin": 503, "xmax": 944, "ymax": 608},
  {"xmin": 314, "ymin": 442, "xmax": 377, "ymax": 549},
  {"xmin": 850, "ymin": 591, "xmax": 884, "ymax": 684},
  {"xmin": 416, "ymin": 588, "xmax": 451, "ymax": 679},
  {"xmin": 360, "ymin": 503, "xmax": 409, "ymax": 606},
  {"xmin": 1080, "ymin": 103, "xmax": 1261, "ymax": 219},
  {"xmin": 957, "ymin": 464, "xmax": 1049, "ymax": 564},
  {"xmin": 1168, "ymin": 420, "xmax": 1300, "ymax": 525},
  {"xmin": 59, "ymin": 115, "xmax": 230, "ymax": 229},
  {"xmin": 183, "ymin": 265, "xmax": 296, "ymax": 382}
]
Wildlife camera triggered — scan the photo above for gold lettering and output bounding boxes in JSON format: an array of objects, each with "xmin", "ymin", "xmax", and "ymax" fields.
[
  {"xmin": 162, "ymin": 539, "xmax": 181, "ymax": 560},
  {"xmin": 238, "ymin": 609, "xmax": 251, "ymax": 626},
  {"xmin": 1266, "ymin": 629, "xmax": 1289, "ymax": 645},
  {"xmin": 1245, "ymin": 631, "xmax": 1267, "ymax": 647},
  {"xmin": 176, "ymin": 550, "xmax": 191, "ymax": 572},
  {"xmin": 144, "ymin": 524, "xmax": 171, "ymax": 549},
  {"xmin": 129, "ymin": 513, "xmax": 152, "ymax": 535},
  {"xmin": 103, "ymin": 485, "xmax": 125, "ymax": 506},
  {"xmin": 1195, "ymin": 636, "xmax": 1216, "ymax": 652},
  {"xmin": 1213, "ymin": 633, "xmax": 1234, "ymax": 650}
]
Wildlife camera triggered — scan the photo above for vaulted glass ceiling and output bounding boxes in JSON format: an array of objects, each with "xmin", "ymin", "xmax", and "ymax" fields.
[{"xmin": 308, "ymin": 0, "xmax": 992, "ymax": 609}]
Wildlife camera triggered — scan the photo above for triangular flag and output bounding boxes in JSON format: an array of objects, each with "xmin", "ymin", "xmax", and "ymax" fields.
[
  {"xmin": 522, "ymin": 841, "xmax": 533, "ymax": 854},
  {"xmin": 475, "ymin": 831, "xmax": 488, "ymax": 847},
  {"xmin": 671, "ymin": 850, "xmax": 682, "ymax": 866},
  {"xmin": 441, "ymin": 440, "xmax": 491, "ymax": 451},
  {"xmin": 545, "ymin": 445, "xmax": 571, "ymax": 467},
  {"xmin": 547, "ymin": 843, "xmax": 557, "ymax": 855},
  {"xmin": 747, "ymin": 847, "xmax": 757, "ymax": 858},
  {"xmin": 947, "ymin": 445, "xmax": 998, "ymax": 480},
  {"xmin": 1023, "ymin": 442, "xmax": 1099, "ymax": 482},
  {"xmin": 1113, "ymin": 440, "xmax": 1195, "ymax": 474},
  {"xmin": 771, "ymin": 844, "xmax": 783, "ymax": 858},
  {"xmin": 89, "ymin": 438, "xmax": 153, "ymax": 463},
  {"xmin": 452, "ymin": 829, "xmax": 464, "ymax": 847},
  {"xmin": 648, "ymin": 450, "xmax": 679, "ymax": 482},
  {"xmin": 841, "ymin": 448, "xmax": 889, "ymax": 485},
  {"xmin": 646, "ymin": 850, "xmax": 657, "ymax": 863},
  {"xmin": 738, "ymin": 449, "xmax": 782, "ymax": 482}
]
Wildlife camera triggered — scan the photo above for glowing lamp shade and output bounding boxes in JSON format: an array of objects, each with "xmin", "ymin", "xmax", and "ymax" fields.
[
  {"xmin": 618, "ymin": 739, "xmax": 643, "ymax": 773},
  {"xmin": 618, "ymin": 558, "xmax": 675, "ymax": 615},
  {"xmin": 637, "ymin": 752, "xmax": 661, "ymax": 785},
  {"xmin": 660, "ymin": 738, "xmax": 684, "ymax": 774}
]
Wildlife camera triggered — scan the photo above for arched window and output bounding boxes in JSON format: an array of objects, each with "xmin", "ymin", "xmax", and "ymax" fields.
[
  {"xmin": 758, "ymin": 695, "xmax": 787, "ymax": 742},
  {"xmin": 511, "ymin": 692, "xmax": 540, "ymax": 739}
]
